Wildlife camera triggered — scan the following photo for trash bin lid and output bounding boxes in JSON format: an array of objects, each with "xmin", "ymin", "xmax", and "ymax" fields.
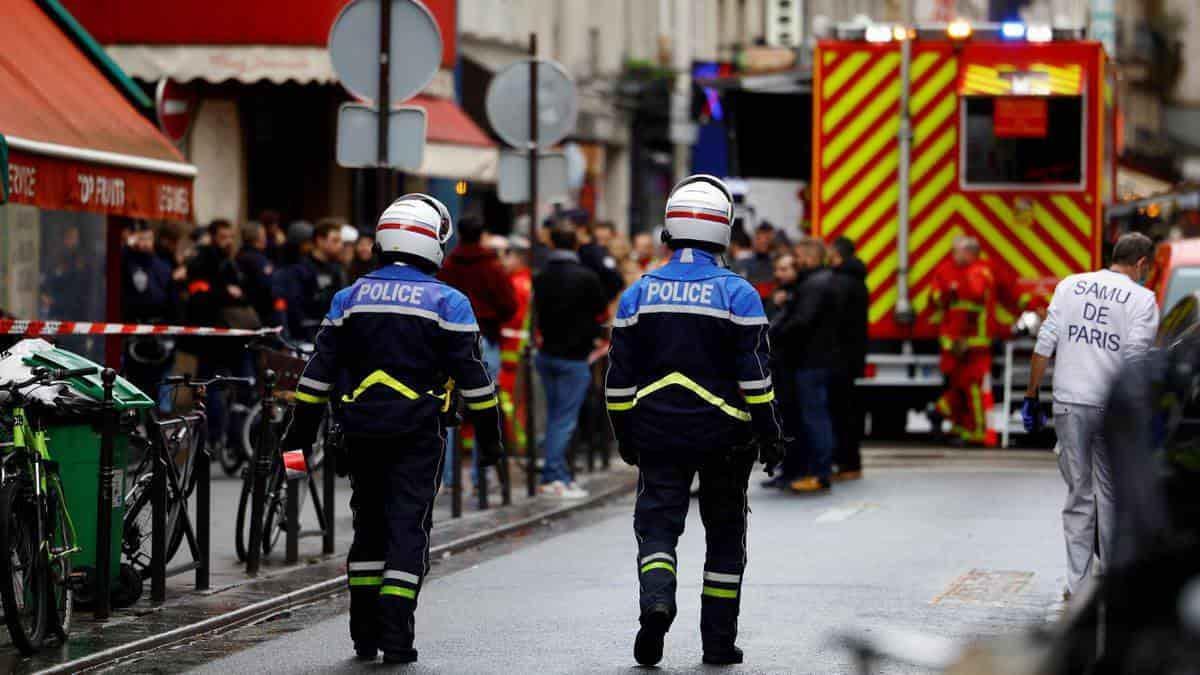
[{"xmin": 22, "ymin": 347, "xmax": 154, "ymax": 410}]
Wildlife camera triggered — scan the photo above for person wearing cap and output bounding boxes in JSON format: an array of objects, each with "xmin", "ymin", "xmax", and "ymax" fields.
[
  {"xmin": 282, "ymin": 195, "xmax": 503, "ymax": 665},
  {"xmin": 606, "ymin": 174, "xmax": 785, "ymax": 667}
]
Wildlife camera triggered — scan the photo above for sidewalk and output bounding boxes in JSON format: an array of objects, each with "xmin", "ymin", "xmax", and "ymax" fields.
[{"xmin": 6, "ymin": 458, "xmax": 636, "ymax": 674}]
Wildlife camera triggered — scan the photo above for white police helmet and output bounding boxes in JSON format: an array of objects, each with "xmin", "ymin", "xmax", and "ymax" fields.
[
  {"xmin": 663, "ymin": 174, "xmax": 734, "ymax": 250},
  {"xmin": 375, "ymin": 194, "xmax": 453, "ymax": 267}
]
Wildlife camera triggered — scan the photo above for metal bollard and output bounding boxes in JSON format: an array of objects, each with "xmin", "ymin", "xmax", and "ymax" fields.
[
  {"xmin": 195, "ymin": 439, "xmax": 211, "ymax": 591},
  {"xmin": 477, "ymin": 432, "xmax": 489, "ymax": 511},
  {"xmin": 93, "ymin": 368, "xmax": 117, "ymax": 620},
  {"xmin": 150, "ymin": 424, "xmax": 167, "ymax": 602},
  {"xmin": 450, "ymin": 426, "xmax": 462, "ymax": 518},
  {"xmin": 499, "ymin": 446, "xmax": 512, "ymax": 506},
  {"xmin": 524, "ymin": 345, "xmax": 537, "ymax": 497},
  {"xmin": 246, "ymin": 369, "xmax": 276, "ymax": 575},
  {"xmin": 322, "ymin": 442, "xmax": 335, "ymax": 554},
  {"xmin": 285, "ymin": 475, "xmax": 300, "ymax": 564}
]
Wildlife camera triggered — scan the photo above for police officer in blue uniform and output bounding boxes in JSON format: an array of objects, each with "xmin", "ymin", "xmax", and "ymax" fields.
[
  {"xmin": 283, "ymin": 195, "xmax": 503, "ymax": 664},
  {"xmin": 606, "ymin": 175, "xmax": 785, "ymax": 667}
]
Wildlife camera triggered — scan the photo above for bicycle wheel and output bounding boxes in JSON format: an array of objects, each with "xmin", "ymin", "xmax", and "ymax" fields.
[
  {"xmin": 242, "ymin": 404, "xmax": 325, "ymax": 471},
  {"xmin": 260, "ymin": 466, "xmax": 287, "ymax": 556},
  {"xmin": 45, "ymin": 479, "xmax": 72, "ymax": 642},
  {"xmin": 0, "ymin": 479, "xmax": 49, "ymax": 655},
  {"xmin": 234, "ymin": 471, "xmax": 251, "ymax": 562},
  {"xmin": 121, "ymin": 473, "xmax": 187, "ymax": 577},
  {"xmin": 218, "ymin": 440, "xmax": 246, "ymax": 477}
]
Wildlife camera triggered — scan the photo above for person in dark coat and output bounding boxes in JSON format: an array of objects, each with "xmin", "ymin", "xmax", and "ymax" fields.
[
  {"xmin": 277, "ymin": 221, "xmax": 347, "ymax": 343},
  {"xmin": 574, "ymin": 220, "xmax": 625, "ymax": 301},
  {"xmin": 531, "ymin": 226, "xmax": 608, "ymax": 497},
  {"xmin": 236, "ymin": 222, "xmax": 282, "ymax": 327},
  {"xmin": 827, "ymin": 236, "xmax": 869, "ymax": 481},
  {"xmin": 121, "ymin": 222, "xmax": 177, "ymax": 405},
  {"xmin": 185, "ymin": 220, "xmax": 249, "ymax": 444},
  {"xmin": 439, "ymin": 217, "xmax": 518, "ymax": 353},
  {"xmin": 770, "ymin": 238, "xmax": 840, "ymax": 492}
]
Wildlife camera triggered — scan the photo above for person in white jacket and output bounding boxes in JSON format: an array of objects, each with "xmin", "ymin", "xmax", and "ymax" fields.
[{"xmin": 1024, "ymin": 232, "xmax": 1159, "ymax": 600}]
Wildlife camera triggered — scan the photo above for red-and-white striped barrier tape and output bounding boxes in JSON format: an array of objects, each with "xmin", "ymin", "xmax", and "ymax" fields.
[{"xmin": 0, "ymin": 319, "xmax": 281, "ymax": 338}]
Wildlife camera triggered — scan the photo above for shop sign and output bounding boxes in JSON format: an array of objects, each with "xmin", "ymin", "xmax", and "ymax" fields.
[{"xmin": 7, "ymin": 151, "xmax": 192, "ymax": 220}]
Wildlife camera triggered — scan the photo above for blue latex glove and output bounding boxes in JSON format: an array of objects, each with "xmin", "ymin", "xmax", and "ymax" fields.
[{"xmin": 1021, "ymin": 397, "xmax": 1044, "ymax": 433}]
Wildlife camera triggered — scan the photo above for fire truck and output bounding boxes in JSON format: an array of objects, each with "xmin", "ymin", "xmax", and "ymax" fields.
[{"xmin": 810, "ymin": 21, "xmax": 1116, "ymax": 437}]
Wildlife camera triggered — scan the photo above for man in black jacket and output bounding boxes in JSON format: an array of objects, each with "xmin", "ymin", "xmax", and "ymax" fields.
[
  {"xmin": 574, "ymin": 220, "xmax": 625, "ymax": 301},
  {"xmin": 828, "ymin": 237, "xmax": 869, "ymax": 481},
  {"xmin": 532, "ymin": 226, "xmax": 608, "ymax": 498},
  {"xmin": 770, "ymin": 238, "xmax": 839, "ymax": 492}
]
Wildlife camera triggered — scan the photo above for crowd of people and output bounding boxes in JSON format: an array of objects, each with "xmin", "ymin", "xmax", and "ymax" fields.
[{"xmin": 118, "ymin": 209, "xmax": 870, "ymax": 498}]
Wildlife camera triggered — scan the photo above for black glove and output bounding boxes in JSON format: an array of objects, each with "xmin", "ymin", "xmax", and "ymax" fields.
[
  {"xmin": 325, "ymin": 422, "xmax": 350, "ymax": 478},
  {"xmin": 758, "ymin": 437, "xmax": 788, "ymax": 476},
  {"xmin": 477, "ymin": 438, "xmax": 504, "ymax": 468},
  {"xmin": 617, "ymin": 441, "xmax": 638, "ymax": 467}
]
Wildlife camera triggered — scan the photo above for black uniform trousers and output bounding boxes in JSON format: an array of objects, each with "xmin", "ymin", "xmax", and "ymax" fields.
[
  {"xmin": 829, "ymin": 368, "xmax": 863, "ymax": 473},
  {"xmin": 634, "ymin": 448, "xmax": 753, "ymax": 653},
  {"xmin": 345, "ymin": 432, "xmax": 444, "ymax": 655}
]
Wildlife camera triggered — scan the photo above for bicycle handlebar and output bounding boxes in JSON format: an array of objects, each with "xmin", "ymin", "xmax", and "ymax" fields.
[
  {"xmin": 0, "ymin": 365, "xmax": 100, "ymax": 405},
  {"xmin": 162, "ymin": 374, "xmax": 254, "ymax": 390}
]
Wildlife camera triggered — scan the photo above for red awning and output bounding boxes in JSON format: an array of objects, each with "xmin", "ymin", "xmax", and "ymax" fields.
[
  {"xmin": 406, "ymin": 96, "xmax": 495, "ymax": 148},
  {"xmin": 1, "ymin": 0, "xmax": 195, "ymax": 220}
]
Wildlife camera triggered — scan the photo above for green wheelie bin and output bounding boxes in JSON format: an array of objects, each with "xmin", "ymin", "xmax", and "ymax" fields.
[{"xmin": 21, "ymin": 346, "xmax": 154, "ymax": 606}]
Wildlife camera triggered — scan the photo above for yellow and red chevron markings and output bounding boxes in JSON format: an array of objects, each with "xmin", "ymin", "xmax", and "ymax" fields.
[{"xmin": 812, "ymin": 42, "xmax": 1101, "ymax": 340}]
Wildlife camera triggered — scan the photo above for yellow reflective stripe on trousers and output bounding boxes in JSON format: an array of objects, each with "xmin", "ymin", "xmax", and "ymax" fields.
[
  {"xmin": 467, "ymin": 396, "xmax": 498, "ymax": 411},
  {"xmin": 349, "ymin": 576, "xmax": 382, "ymax": 587},
  {"xmin": 606, "ymin": 400, "xmax": 635, "ymax": 411},
  {"xmin": 640, "ymin": 561, "xmax": 676, "ymax": 575},
  {"xmin": 380, "ymin": 586, "xmax": 417, "ymax": 599},
  {"xmin": 633, "ymin": 372, "xmax": 751, "ymax": 422},
  {"xmin": 743, "ymin": 390, "xmax": 775, "ymax": 405},
  {"xmin": 342, "ymin": 369, "xmax": 421, "ymax": 402},
  {"xmin": 702, "ymin": 586, "xmax": 738, "ymax": 599},
  {"xmin": 295, "ymin": 391, "xmax": 329, "ymax": 404}
]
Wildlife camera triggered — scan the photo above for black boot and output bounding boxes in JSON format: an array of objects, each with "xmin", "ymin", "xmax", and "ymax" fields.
[
  {"xmin": 354, "ymin": 644, "xmax": 378, "ymax": 662},
  {"xmin": 382, "ymin": 648, "xmax": 418, "ymax": 664},
  {"xmin": 702, "ymin": 645, "xmax": 744, "ymax": 665},
  {"xmin": 634, "ymin": 603, "xmax": 672, "ymax": 666}
]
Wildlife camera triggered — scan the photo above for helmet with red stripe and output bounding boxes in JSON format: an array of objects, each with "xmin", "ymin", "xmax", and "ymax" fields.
[
  {"xmin": 663, "ymin": 174, "xmax": 734, "ymax": 251},
  {"xmin": 376, "ymin": 193, "xmax": 454, "ymax": 268}
]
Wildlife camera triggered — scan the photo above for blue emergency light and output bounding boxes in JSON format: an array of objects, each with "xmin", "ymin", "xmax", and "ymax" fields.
[{"xmin": 1001, "ymin": 22, "xmax": 1026, "ymax": 40}]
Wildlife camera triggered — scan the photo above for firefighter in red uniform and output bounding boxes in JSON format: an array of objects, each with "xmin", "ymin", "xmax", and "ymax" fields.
[
  {"xmin": 929, "ymin": 236, "xmax": 995, "ymax": 445},
  {"xmin": 493, "ymin": 234, "xmax": 533, "ymax": 448}
]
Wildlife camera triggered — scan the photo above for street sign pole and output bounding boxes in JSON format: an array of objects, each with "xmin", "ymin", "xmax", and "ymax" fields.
[
  {"xmin": 376, "ymin": 0, "xmax": 393, "ymax": 217},
  {"xmin": 524, "ymin": 31, "xmax": 539, "ymax": 498}
]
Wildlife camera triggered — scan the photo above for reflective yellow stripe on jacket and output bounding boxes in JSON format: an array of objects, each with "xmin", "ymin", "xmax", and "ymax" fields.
[{"xmin": 606, "ymin": 372, "xmax": 751, "ymax": 422}]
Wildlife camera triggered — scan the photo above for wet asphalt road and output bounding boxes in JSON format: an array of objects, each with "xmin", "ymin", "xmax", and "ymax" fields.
[{"xmin": 185, "ymin": 457, "xmax": 1066, "ymax": 674}]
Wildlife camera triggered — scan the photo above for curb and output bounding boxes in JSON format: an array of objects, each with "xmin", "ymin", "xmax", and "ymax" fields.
[{"xmin": 38, "ymin": 475, "xmax": 636, "ymax": 674}]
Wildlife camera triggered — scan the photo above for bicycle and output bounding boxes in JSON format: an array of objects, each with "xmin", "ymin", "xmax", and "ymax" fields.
[
  {"xmin": 233, "ymin": 368, "xmax": 333, "ymax": 564},
  {"xmin": 122, "ymin": 374, "xmax": 251, "ymax": 582},
  {"xmin": 0, "ymin": 365, "xmax": 98, "ymax": 655},
  {"xmin": 218, "ymin": 337, "xmax": 326, "ymax": 477}
]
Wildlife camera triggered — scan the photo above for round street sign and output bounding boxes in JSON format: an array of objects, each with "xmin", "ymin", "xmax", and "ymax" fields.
[
  {"xmin": 485, "ymin": 59, "xmax": 578, "ymax": 150},
  {"xmin": 328, "ymin": 0, "xmax": 442, "ymax": 106},
  {"xmin": 155, "ymin": 78, "xmax": 198, "ymax": 144}
]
